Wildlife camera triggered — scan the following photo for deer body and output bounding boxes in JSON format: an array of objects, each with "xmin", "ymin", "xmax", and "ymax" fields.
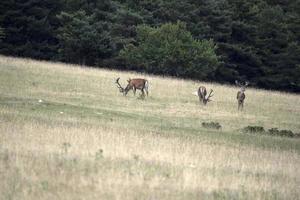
[
  {"xmin": 198, "ymin": 86, "xmax": 207, "ymax": 102},
  {"xmin": 235, "ymin": 80, "xmax": 249, "ymax": 111},
  {"xmin": 197, "ymin": 86, "xmax": 213, "ymax": 105},
  {"xmin": 116, "ymin": 78, "xmax": 149, "ymax": 97},
  {"xmin": 125, "ymin": 78, "xmax": 148, "ymax": 96},
  {"xmin": 237, "ymin": 90, "xmax": 245, "ymax": 110}
]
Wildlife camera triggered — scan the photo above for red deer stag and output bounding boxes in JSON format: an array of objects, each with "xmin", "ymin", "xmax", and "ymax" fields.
[
  {"xmin": 115, "ymin": 77, "xmax": 149, "ymax": 97},
  {"xmin": 196, "ymin": 86, "xmax": 214, "ymax": 105},
  {"xmin": 235, "ymin": 80, "xmax": 249, "ymax": 111}
]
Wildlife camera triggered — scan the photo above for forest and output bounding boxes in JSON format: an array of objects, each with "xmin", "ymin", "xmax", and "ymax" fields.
[{"xmin": 0, "ymin": 0, "xmax": 299, "ymax": 92}]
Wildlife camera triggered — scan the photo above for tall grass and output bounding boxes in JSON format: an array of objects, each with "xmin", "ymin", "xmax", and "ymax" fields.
[{"xmin": 0, "ymin": 55, "xmax": 299, "ymax": 199}]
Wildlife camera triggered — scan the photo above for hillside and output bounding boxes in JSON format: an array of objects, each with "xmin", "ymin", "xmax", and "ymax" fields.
[
  {"xmin": 1, "ymin": 0, "xmax": 300, "ymax": 92},
  {"xmin": 0, "ymin": 56, "xmax": 300, "ymax": 199}
]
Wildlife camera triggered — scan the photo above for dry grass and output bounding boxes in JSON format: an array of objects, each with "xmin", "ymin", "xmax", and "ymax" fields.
[{"xmin": 0, "ymin": 55, "xmax": 299, "ymax": 199}]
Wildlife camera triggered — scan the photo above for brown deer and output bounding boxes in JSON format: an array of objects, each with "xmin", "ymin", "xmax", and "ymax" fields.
[
  {"xmin": 196, "ymin": 86, "xmax": 214, "ymax": 105},
  {"xmin": 235, "ymin": 80, "xmax": 249, "ymax": 111},
  {"xmin": 115, "ymin": 77, "xmax": 149, "ymax": 97}
]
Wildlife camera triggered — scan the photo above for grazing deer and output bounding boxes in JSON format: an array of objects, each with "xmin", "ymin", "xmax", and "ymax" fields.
[
  {"xmin": 235, "ymin": 80, "xmax": 249, "ymax": 111},
  {"xmin": 196, "ymin": 86, "xmax": 214, "ymax": 105},
  {"xmin": 115, "ymin": 77, "xmax": 149, "ymax": 97}
]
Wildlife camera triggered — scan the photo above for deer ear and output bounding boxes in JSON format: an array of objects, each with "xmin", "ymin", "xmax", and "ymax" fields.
[{"xmin": 127, "ymin": 78, "xmax": 131, "ymax": 83}]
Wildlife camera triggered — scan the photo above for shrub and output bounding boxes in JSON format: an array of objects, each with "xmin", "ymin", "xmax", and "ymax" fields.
[
  {"xmin": 268, "ymin": 128, "xmax": 295, "ymax": 138},
  {"xmin": 243, "ymin": 126, "xmax": 299, "ymax": 138},
  {"xmin": 267, "ymin": 128, "xmax": 280, "ymax": 135},
  {"xmin": 243, "ymin": 126, "xmax": 265, "ymax": 133},
  {"xmin": 202, "ymin": 122, "xmax": 222, "ymax": 130}
]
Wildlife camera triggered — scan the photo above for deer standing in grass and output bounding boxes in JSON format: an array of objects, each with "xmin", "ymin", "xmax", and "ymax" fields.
[
  {"xmin": 196, "ymin": 86, "xmax": 214, "ymax": 105},
  {"xmin": 235, "ymin": 80, "xmax": 249, "ymax": 111},
  {"xmin": 115, "ymin": 77, "xmax": 149, "ymax": 98}
]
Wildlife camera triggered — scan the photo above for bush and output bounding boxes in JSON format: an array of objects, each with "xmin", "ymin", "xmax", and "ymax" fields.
[
  {"xmin": 120, "ymin": 21, "xmax": 219, "ymax": 79},
  {"xmin": 202, "ymin": 122, "xmax": 222, "ymax": 130},
  {"xmin": 243, "ymin": 126, "xmax": 299, "ymax": 138},
  {"xmin": 268, "ymin": 128, "xmax": 295, "ymax": 138},
  {"xmin": 243, "ymin": 126, "xmax": 265, "ymax": 133}
]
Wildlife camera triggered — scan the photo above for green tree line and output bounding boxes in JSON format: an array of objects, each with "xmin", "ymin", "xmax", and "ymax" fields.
[{"xmin": 0, "ymin": 0, "xmax": 299, "ymax": 92}]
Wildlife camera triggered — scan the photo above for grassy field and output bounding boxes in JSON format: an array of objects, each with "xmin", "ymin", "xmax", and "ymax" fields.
[{"xmin": 0, "ymin": 55, "xmax": 299, "ymax": 199}]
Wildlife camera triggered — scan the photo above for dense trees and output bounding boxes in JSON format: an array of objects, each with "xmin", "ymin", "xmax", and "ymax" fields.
[
  {"xmin": 0, "ymin": 0, "xmax": 299, "ymax": 92},
  {"xmin": 57, "ymin": 10, "xmax": 114, "ymax": 65},
  {"xmin": 120, "ymin": 22, "xmax": 218, "ymax": 79},
  {"xmin": 0, "ymin": 0, "xmax": 62, "ymax": 59},
  {"xmin": 0, "ymin": 27, "xmax": 4, "ymax": 41}
]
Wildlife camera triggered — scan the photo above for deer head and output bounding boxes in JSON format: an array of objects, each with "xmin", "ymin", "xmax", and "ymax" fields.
[
  {"xmin": 197, "ymin": 86, "xmax": 213, "ymax": 105},
  {"xmin": 235, "ymin": 80, "xmax": 249, "ymax": 92},
  {"xmin": 203, "ymin": 89, "xmax": 214, "ymax": 105}
]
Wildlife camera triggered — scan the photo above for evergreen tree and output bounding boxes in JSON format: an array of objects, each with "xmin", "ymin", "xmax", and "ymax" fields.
[
  {"xmin": 0, "ymin": 27, "xmax": 4, "ymax": 41},
  {"xmin": 255, "ymin": 5, "xmax": 300, "ymax": 91},
  {"xmin": 57, "ymin": 10, "xmax": 113, "ymax": 65},
  {"xmin": 0, "ymin": 0, "xmax": 62, "ymax": 59}
]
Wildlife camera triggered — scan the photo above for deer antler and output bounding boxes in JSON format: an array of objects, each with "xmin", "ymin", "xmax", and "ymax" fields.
[
  {"xmin": 115, "ymin": 77, "xmax": 124, "ymax": 92},
  {"xmin": 236, "ymin": 80, "xmax": 249, "ymax": 87},
  {"xmin": 235, "ymin": 80, "xmax": 242, "ymax": 87},
  {"xmin": 206, "ymin": 89, "xmax": 214, "ymax": 100}
]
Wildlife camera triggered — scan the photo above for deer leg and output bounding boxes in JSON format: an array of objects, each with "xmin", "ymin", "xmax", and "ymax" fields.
[
  {"xmin": 202, "ymin": 98, "xmax": 206, "ymax": 105},
  {"xmin": 138, "ymin": 89, "xmax": 145, "ymax": 99},
  {"xmin": 199, "ymin": 96, "xmax": 202, "ymax": 104},
  {"xmin": 238, "ymin": 101, "xmax": 244, "ymax": 111},
  {"xmin": 133, "ymin": 87, "xmax": 136, "ymax": 96},
  {"xmin": 144, "ymin": 81, "xmax": 149, "ymax": 96},
  {"xmin": 141, "ymin": 89, "xmax": 145, "ymax": 97},
  {"xmin": 145, "ymin": 88, "xmax": 148, "ymax": 96}
]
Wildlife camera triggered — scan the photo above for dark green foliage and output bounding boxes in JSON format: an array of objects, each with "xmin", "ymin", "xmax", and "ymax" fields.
[
  {"xmin": 0, "ymin": 0, "xmax": 63, "ymax": 59},
  {"xmin": 120, "ymin": 22, "xmax": 219, "ymax": 79},
  {"xmin": 268, "ymin": 128, "xmax": 297, "ymax": 138},
  {"xmin": 253, "ymin": 4, "xmax": 300, "ymax": 92},
  {"xmin": 0, "ymin": 27, "xmax": 4, "ymax": 40},
  {"xmin": 0, "ymin": 0, "xmax": 299, "ymax": 92},
  {"xmin": 243, "ymin": 126, "xmax": 299, "ymax": 138},
  {"xmin": 57, "ymin": 10, "xmax": 114, "ymax": 65},
  {"xmin": 243, "ymin": 126, "xmax": 265, "ymax": 133},
  {"xmin": 202, "ymin": 122, "xmax": 222, "ymax": 130}
]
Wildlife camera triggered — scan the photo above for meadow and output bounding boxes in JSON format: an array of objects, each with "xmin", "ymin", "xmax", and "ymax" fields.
[{"xmin": 0, "ymin": 55, "xmax": 299, "ymax": 199}]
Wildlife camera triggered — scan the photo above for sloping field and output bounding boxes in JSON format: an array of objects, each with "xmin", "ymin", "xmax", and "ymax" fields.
[{"xmin": 0, "ymin": 55, "xmax": 299, "ymax": 199}]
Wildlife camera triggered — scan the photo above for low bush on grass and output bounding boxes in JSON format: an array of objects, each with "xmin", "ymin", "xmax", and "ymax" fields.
[
  {"xmin": 243, "ymin": 126, "xmax": 299, "ymax": 138},
  {"xmin": 242, "ymin": 126, "xmax": 265, "ymax": 133},
  {"xmin": 202, "ymin": 122, "xmax": 222, "ymax": 130},
  {"xmin": 268, "ymin": 128, "xmax": 299, "ymax": 138}
]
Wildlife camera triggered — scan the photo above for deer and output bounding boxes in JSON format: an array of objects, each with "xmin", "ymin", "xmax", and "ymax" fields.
[
  {"xmin": 235, "ymin": 80, "xmax": 249, "ymax": 111},
  {"xmin": 194, "ymin": 86, "xmax": 214, "ymax": 105},
  {"xmin": 115, "ymin": 77, "xmax": 149, "ymax": 98}
]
